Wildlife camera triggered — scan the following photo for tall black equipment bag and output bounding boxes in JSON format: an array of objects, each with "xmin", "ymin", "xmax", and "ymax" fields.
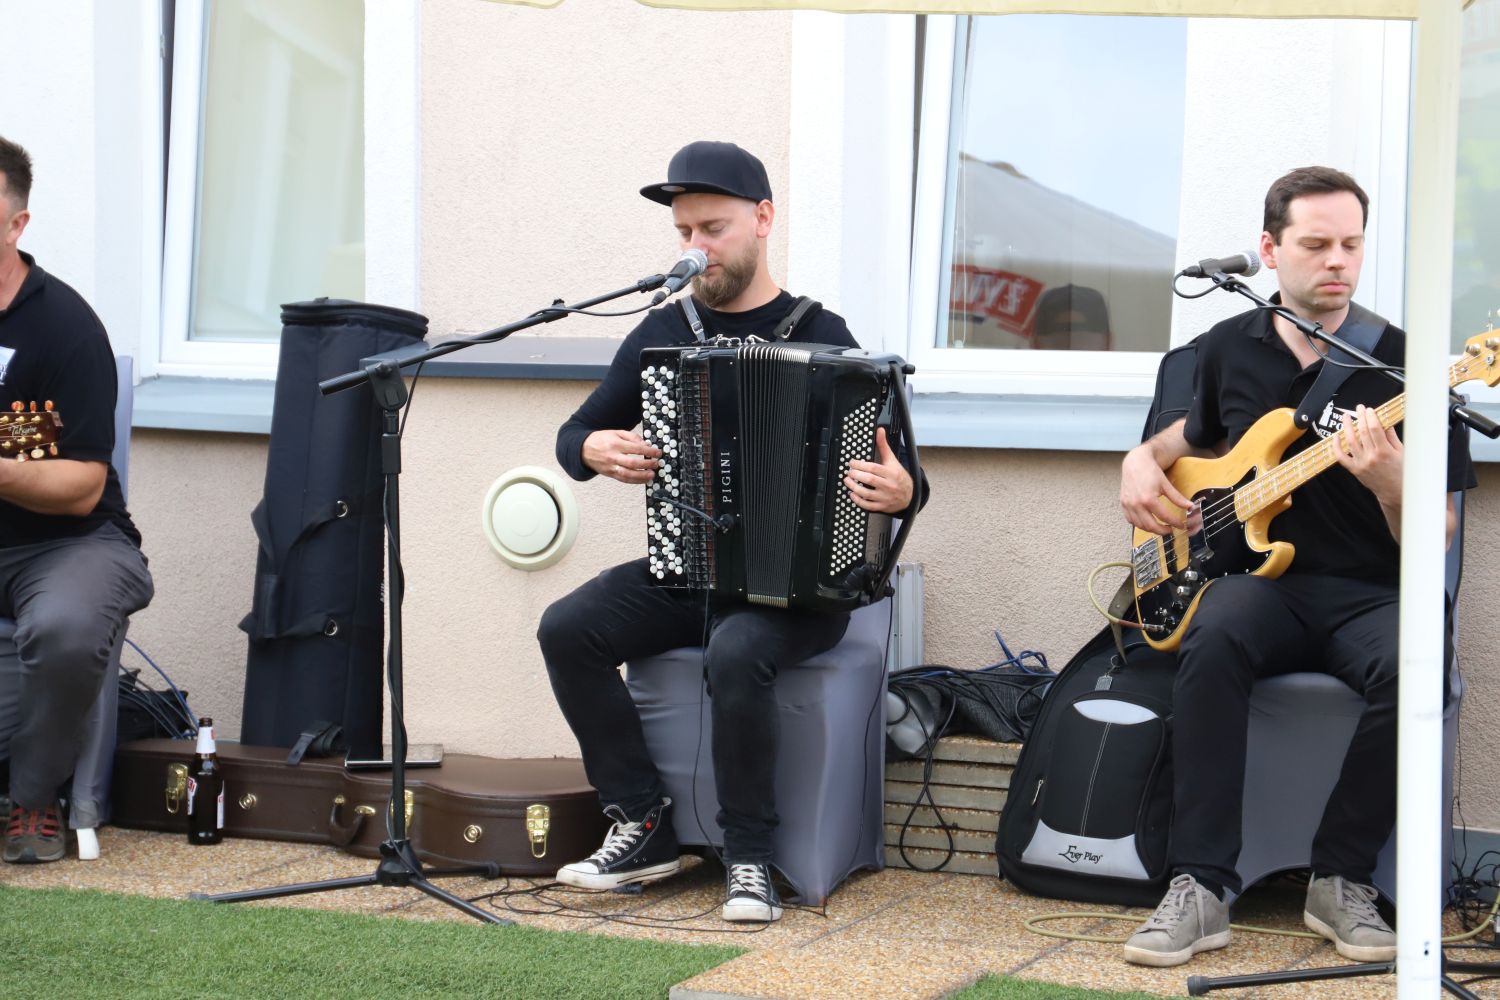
[
  {"xmin": 995, "ymin": 627, "xmax": 1178, "ymax": 907},
  {"xmin": 239, "ymin": 299, "xmax": 428, "ymax": 757}
]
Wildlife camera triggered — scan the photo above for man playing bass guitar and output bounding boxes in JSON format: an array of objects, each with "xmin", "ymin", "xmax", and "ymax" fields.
[{"xmin": 1117, "ymin": 166, "xmax": 1475, "ymax": 967}]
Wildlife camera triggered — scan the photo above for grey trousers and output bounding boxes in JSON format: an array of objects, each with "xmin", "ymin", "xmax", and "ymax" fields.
[{"xmin": 0, "ymin": 523, "xmax": 153, "ymax": 810}]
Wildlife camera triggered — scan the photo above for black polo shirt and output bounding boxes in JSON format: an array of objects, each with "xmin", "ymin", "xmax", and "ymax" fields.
[
  {"xmin": 0, "ymin": 252, "xmax": 139, "ymax": 548},
  {"xmin": 1184, "ymin": 304, "xmax": 1474, "ymax": 584}
]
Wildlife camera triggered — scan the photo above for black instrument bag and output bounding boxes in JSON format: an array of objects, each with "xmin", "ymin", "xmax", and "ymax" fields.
[
  {"xmin": 239, "ymin": 299, "xmax": 427, "ymax": 757},
  {"xmin": 995, "ymin": 627, "xmax": 1178, "ymax": 907}
]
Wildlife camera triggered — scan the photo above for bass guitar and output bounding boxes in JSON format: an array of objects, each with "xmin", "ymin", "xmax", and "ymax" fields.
[{"xmin": 1131, "ymin": 330, "xmax": 1499, "ymax": 651}]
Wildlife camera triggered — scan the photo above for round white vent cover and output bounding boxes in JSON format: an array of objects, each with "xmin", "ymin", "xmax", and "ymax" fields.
[{"xmin": 481, "ymin": 466, "xmax": 579, "ymax": 571}]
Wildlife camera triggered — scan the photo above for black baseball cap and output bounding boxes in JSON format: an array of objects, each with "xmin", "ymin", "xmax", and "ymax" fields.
[{"xmin": 639, "ymin": 141, "xmax": 773, "ymax": 207}]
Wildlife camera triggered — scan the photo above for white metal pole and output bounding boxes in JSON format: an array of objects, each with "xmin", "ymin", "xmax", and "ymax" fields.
[{"xmin": 1396, "ymin": 2, "xmax": 1463, "ymax": 997}]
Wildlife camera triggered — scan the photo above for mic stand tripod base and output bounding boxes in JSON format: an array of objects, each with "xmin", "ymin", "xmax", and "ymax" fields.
[
  {"xmin": 1187, "ymin": 957, "xmax": 1489, "ymax": 999},
  {"xmin": 194, "ymin": 839, "xmax": 509, "ymax": 926},
  {"xmin": 196, "ymin": 359, "xmax": 509, "ymax": 926}
]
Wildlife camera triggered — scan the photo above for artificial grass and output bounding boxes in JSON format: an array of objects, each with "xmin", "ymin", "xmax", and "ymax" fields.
[
  {"xmin": 0, "ymin": 885, "xmax": 742, "ymax": 1000},
  {"xmin": 948, "ymin": 977, "xmax": 1166, "ymax": 1000}
]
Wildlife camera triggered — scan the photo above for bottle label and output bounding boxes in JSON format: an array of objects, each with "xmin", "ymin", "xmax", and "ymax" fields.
[{"xmin": 187, "ymin": 776, "xmax": 197, "ymax": 816}]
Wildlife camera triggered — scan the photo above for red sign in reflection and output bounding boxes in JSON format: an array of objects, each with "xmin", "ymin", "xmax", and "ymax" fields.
[{"xmin": 949, "ymin": 264, "xmax": 1045, "ymax": 336}]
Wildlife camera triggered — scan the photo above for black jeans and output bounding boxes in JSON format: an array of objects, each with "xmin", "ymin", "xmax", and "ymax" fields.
[
  {"xmin": 537, "ymin": 557, "xmax": 849, "ymax": 863},
  {"xmin": 1171, "ymin": 572, "xmax": 1449, "ymax": 897}
]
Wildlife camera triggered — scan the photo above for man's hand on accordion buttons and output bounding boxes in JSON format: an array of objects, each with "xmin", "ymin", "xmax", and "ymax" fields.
[
  {"xmin": 845, "ymin": 427, "xmax": 913, "ymax": 514},
  {"xmin": 583, "ymin": 429, "xmax": 661, "ymax": 485}
]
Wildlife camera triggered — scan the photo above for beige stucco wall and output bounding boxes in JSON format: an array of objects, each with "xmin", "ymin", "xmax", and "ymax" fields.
[
  {"xmin": 119, "ymin": 0, "xmax": 1500, "ymax": 837},
  {"xmin": 124, "ymin": 430, "xmax": 266, "ymax": 732},
  {"xmin": 420, "ymin": 0, "xmax": 795, "ymax": 338},
  {"xmin": 124, "ymin": 391, "xmax": 1500, "ymax": 833}
]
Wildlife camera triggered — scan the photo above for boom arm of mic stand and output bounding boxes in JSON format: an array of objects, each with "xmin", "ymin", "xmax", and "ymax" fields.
[
  {"xmin": 317, "ymin": 277, "xmax": 664, "ymax": 396},
  {"xmin": 1207, "ymin": 274, "xmax": 1500, "ymax": 439}
]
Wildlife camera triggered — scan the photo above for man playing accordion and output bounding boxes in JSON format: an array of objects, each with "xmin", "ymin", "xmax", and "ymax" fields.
[{"xmin": 538, "ymin": 140, "xmax": 924, "ymax": 922}]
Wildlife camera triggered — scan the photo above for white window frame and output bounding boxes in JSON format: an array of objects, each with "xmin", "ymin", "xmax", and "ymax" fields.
[
  {"xmin": 907, "ymin": 15, "xmax": 1419, "ymax": 403},
  {"xmin": 147, "ymin": 0, "xmax": 419, "ymax": 382}
]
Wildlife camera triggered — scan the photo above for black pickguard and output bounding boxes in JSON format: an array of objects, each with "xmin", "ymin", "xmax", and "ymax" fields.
[{"xmin": 1135, "ymin": 470, "xmax": 1274, "ymax": 639}]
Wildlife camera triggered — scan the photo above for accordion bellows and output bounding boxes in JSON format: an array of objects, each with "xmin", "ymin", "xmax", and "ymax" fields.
[{"xmin": 641, "ymin": 341, "xmax": 912, "ymax": 613}]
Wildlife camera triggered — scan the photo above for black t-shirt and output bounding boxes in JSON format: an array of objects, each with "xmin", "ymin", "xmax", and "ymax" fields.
[
  {"xmin": 0, "ymin": 252, "xmax": 139, "ymax": 548},
  {"xmin": 1184, "ymin": 304, "xmax": 1474, "ymax": 584},
  {"xmin": 555, "ymin": 291, "xmax": 859, "ymax": 480}
]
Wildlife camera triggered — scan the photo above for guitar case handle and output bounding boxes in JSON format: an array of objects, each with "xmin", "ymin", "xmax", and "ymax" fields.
[{"xmin": 327, "ymin": 795, "xmax": 374, "ymax": 847}]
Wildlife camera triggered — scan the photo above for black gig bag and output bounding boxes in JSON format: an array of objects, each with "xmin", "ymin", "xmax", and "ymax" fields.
[
  {"xmin": 239, "ymin": 299, "xmax": 427, "ymax": 757},
  {"xmin": 995, "ymin": 627, "xmax": 1178, "ymax": 906}
]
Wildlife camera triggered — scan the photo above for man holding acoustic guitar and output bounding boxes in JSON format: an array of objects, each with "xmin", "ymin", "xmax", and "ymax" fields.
[
  {"xmin": 1118, "ymin": 166, "xmax": 1475, "ymax": 967},
  {"xmin": 0, "ymin": 135, "xmax": 152, "ymax": 864}
]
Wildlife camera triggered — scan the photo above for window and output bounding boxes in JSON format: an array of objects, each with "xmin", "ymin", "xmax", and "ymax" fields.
[
  {"xmin": 910, "ymin": 14, "xmax": 1187, "ymax": 396},
  {"xmin": 1453, "ymin": 0, "xmax": 1500, "ymax": 354},
  {"xmin": 909, "ymin": 15, "xmax": 1412, "ymax": 401},
  {"xmin": 159, "ymin": 0, "xmax": 364, "ymax": 378}
]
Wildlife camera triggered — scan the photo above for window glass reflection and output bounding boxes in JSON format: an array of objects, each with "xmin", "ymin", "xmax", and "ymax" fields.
[{"xmin": 942, "ymin": 16, "xmax": 1187, "ymax": 352}]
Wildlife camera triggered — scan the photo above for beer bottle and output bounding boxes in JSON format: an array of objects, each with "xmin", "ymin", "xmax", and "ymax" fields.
[{"xmin": 186, "ymin": 716, "xmax": 224, "ymax": 845}]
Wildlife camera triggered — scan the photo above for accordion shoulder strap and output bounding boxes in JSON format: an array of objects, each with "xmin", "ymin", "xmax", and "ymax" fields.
[
  {"xmin": 679, "ymin": 294, "xmax": 821, "ymax": 343},
  {"xmin": 678, "ymin": 297, "xmax": 709, "ymax": 343},
  {"xmin": 771, "ymin": 296, "xmax": 821, "ymax": 341}
]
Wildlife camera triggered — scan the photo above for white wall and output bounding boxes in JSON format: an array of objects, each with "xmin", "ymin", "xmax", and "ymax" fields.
[
  {"xmin": 4, "ymin": 4, "xmax": 98, "ymax": 295},
  {"xmin": 1171, "ymin": 18, "xmax": 1411, "ymax": 342},
  {"xmin": 787, "ymin": 12, "xmax": 917, "ymax": 358},
  {"xmin": 0, "ymin": 1, "xmax": 158, "ymax": 366}
]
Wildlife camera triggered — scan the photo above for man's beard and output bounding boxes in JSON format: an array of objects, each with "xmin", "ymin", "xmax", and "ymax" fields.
[{"xmin": 691, "ymin": 242, "xmax": 758, "ymax": 309}]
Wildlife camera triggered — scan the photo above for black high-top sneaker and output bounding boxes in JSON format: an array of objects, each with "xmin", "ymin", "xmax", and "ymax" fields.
[
  {"xmin": 722, "ymin": 862, "xmax": 783, "ymax": 922},
  {"xmin": 555, "ymin": 798, "xmax": 681, "ymax": 890}
]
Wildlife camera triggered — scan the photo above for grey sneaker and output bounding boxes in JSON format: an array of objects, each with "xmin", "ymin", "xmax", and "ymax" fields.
[
  {"xmin": 1123, "ymin": 874, "xmax": 1231, "ymax": 967},
  {"xmin": 1303, "ymin": 874, "xmax": 1395, "ymax": 961},
  {"xmin": 3, "ymin": 801, "xmax": 65, "ymax": 864}
]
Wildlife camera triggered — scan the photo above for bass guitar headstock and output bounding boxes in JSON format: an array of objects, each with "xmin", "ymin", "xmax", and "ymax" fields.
[
  {"xmin": 1455, "ymin": 331, "xmax": 1500, "ymax": 388},
  {"xmin": 0, "ymin": 401, "xmax": 62, "ymax": 461}
]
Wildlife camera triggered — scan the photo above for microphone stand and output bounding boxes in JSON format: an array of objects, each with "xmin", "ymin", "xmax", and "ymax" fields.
[
  {"xmin": 1181, "ymin": 272, "xmax": 1499, "ymax": 994},
  {"xmin": 199, "ymin": 272, "xmax": 675, "ymax": 924},
  {"xmin": 1203, "ymin": 272, "xmax": 1499, "ymax": 440}
]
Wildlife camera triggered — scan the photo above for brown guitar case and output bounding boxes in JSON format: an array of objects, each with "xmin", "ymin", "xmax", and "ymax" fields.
[{"xmin": 111, "ymin": 739, "xmax": 609, "ymax": 875}]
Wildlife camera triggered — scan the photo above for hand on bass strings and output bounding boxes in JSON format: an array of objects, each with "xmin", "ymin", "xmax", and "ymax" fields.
[
  {"xmin": 1332, "ymin": 403, "xmax": 1402, "ymax": 505},
  {"xmin": 583, "ymin": 429, "xmax": 661, "ymax": 484},
  {"xmin": 1120, "ymin": 443, "xmax": 1195, "ymax": 536},
  {"xmin": 845, "ymin": 427, "xmax": 914, "ymax": 514}
]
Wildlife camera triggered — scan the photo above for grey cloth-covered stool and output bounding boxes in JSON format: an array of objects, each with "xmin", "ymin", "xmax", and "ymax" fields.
[
  {"xmin": 0, "ymin": 355, "xmax": 134, "ymax": 859},
  {"xmin": 1236, "ymin": 488, "xmax": 1466, "ymax": 904},
  {"xmin": 1238, "ymin": 665, "xmax": 1462, "ymax": 904},
  {"xmin": 625, "ymin": 598, "xmax": 892, "ymax": 904}
]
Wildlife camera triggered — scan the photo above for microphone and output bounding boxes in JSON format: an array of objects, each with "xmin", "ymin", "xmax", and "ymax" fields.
[
  {"xmin": 649, "ymin": 249, "xmax": 708, "ymax": 304},
  {"xmin": 1180, "ymin": 250, "xmax": 1261, "ymax": 279}
]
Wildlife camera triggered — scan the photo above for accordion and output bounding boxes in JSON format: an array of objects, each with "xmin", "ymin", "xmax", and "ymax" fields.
[{"xmin": 640, "ymin": 340, "xmax": 918, "ymax": 613}]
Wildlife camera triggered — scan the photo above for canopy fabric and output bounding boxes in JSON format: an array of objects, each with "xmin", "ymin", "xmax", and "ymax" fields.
[
  {"xmin": 473, "ymin": 0, "xmax": 1477, "ymax": 13},
  {"xmin": 631, "ymin": 0, "xmax": 1463, "ymax": 18}
]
